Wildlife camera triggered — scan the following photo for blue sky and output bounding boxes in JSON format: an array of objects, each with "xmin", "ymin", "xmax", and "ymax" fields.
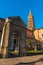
[{"xmin": 0, "ymin": 0, "xmax": 43, "ymax": 28}]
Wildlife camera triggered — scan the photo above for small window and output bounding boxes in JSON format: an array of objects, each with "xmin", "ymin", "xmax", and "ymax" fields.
[
  {"xmin": 42, "ymin": 34, "xmax": 43, "ymax": 37},
  {"xmin": 14, "ymin": 39, "xmax": 16, "ymax": 44}
]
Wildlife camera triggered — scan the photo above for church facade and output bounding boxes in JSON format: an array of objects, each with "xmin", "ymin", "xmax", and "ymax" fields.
[
  {"xmin": 0, "ymin": 11, "xmax": 43, "ymax": 58},
  {"xmin": 0, "ymin": 17, "xmax": 26, "ymax": 58}
]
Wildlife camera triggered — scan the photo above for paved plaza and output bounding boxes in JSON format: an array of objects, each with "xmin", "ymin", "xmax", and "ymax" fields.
[{"xmin": 0, "ymin": 55, "xmax": 43, "ymax": 65}]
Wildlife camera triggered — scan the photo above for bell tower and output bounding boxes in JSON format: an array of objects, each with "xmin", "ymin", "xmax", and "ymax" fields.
[{"xmin": 28, "ymin": 11, "xmax": 35, "ymax": 31}]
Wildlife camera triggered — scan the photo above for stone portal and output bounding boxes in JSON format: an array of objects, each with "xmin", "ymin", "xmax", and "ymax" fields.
[{"xmin": 9, "ymin": 31, "xmax": 20, "ymax": 54}]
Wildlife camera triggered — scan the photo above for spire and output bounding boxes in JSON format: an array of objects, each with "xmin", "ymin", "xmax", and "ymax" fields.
[
  {"xmin": 28, "ymin": 10, "xmax": 35, "ymax": 30},
  {"xmin": 28, "ymin": 10, "xmax": 33, "ymax": 18},
  {"xmin": 29, "ymin": 10, "xmax": 32, "ymax": 15}
]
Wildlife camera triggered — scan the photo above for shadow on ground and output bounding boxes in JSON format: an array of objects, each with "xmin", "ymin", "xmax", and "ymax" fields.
[
  {"xmin": 15, "ymin": 58, "xmax": 43, "ymax": 65},
  {"xmin": 8, "ymin": 53, "xmax": 43, "ymax": 58}
]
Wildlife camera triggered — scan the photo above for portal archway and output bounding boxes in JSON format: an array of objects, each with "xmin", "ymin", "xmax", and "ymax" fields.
[{"xmin": 8, "ymin": 30, "xmax": 21, "ymax": 57}]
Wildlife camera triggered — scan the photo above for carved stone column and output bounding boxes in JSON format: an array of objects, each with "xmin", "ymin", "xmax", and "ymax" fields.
[
  {"xmin": 34, "ymin": 40, "xmax": 37, "ymax": 52},
  {"xmin": 1, "ymin": 20, "xmax": 10, "ymax": 58},
  {"xmin": 19, "ymin": 31, "xmax": 26, "ymax": 56}
]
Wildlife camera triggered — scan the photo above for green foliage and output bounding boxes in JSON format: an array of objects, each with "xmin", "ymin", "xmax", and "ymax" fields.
[{"xmin": 26, "ymin": 50, "xmax": 43, "ymax": 53}]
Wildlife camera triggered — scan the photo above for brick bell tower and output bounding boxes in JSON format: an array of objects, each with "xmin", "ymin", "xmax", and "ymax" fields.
[{"xmin": 28, "ymin": 11, "xmax": 35, "ymax": 31}]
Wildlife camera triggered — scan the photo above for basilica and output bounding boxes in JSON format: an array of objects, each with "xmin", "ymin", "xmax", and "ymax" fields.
[{"xmin": 0, "ymin": 11, "xmax": 43, "ymax": 58}]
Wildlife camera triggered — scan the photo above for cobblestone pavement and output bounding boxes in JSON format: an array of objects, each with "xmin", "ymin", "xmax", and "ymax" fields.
[{"xmin": 0, "ymin": 55, "xmax": 43, "ymax": 65}]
